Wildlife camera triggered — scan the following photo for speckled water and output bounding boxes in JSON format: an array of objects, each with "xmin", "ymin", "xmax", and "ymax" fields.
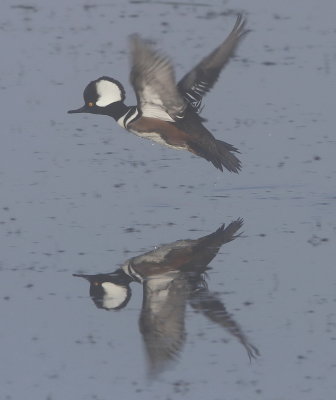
[{"xmin": 1, "ymin": 0, "xmax": 335, "ymax": 399}]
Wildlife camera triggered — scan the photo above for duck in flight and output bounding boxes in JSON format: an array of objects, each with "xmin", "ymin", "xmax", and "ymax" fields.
[{"xmin": 68, "ymin": 15, "xmax": 248, "ymax": 172}]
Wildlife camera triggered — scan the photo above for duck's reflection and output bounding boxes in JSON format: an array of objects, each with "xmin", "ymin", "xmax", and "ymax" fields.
[{"xmin": 74, "ymin": 218, "xmax": 259, "ymax": 376}]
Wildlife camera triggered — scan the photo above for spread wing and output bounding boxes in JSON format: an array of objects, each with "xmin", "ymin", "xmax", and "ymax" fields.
[
  {"xmin": 189, "ymin": 288, "xmax": 259, "ymax": 361},
  {"xmin": 129, "ymin": 34, "xmax": 186, "ymax": 121},
  {"xmin": 178, "ymin": 14, "xmax": 248, "ymax": 113},
  {"xmin": 139, "ymin": 275, "xmax": 189, "ymax": 377}
]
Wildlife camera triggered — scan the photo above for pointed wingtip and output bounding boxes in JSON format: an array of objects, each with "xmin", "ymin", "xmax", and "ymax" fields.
[{"xmin": 231, "ymin": 13, "xmax": 250, "ymax": 38}]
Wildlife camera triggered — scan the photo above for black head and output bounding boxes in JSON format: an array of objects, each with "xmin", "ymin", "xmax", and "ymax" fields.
[
  {"xmin": 73, "ymin": 271, "xmax": 132, "ymax": 310},
  {"xmin": 68, "ymin": 76, "xmax": 126, "ymax": 115}
]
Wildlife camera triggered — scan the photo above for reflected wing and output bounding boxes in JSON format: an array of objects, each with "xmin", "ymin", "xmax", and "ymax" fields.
[
  {"xmin": 189, "ymin": 218, "xmax": 244, "ymax": 262},
  {"xmin": 129, "ymin": 34, "xmax": 186, "ymax": 121},
  {"xmin": 190, "ymin": 288, "xmax": 259, "ymax": 361},
  {"xmin": 127, "ymin": 219, "xmax": 244, "ymax": 277},
  {"xmin": 178, "ymin": 15, "xmax": 248, "ymax": 113},
  {"xmin": 139, "ymin": 274, "xmax": 189, "ymax": 377}
]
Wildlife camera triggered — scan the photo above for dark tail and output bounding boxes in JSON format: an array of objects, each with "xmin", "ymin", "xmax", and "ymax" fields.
[
  {"xmin": 214, "ymin": 139, "xmax": 241, "ymax": 173},
  {"xmin": 210, "ymin": 218, "xmax": 244, "ymax": 246}
]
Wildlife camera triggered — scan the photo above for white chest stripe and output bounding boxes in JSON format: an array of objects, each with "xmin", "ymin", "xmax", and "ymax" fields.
[
  {"xmin": 117, "ymin": 107, "xmax": 139, "ymax": 129},
  {"xmin": 117, "ymin": 106, "xmax": 186, "ymax": 150}
]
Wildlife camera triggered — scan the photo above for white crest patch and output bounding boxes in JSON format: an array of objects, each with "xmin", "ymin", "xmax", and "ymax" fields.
[
  {"xmin": 96, "ymin": 80, "xmax": 123, "ymax": 107},
  {"xmin": 101, "ymin": 282, "xmax": 128, "ymax": 309}
]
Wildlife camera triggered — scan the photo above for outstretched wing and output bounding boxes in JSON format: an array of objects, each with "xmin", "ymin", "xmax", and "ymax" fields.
[
  {"xmin": 140, "ymin": 274, "xmax": 189, "ymax": 377},
  {"xmin": 189, "ymin": 288, "xmax": 259, "ymax": 361},
  {"xmin": 129, "ymin": 34, "xmax": 186, "ymax": 121},
  {"xmin": 178, "ymin": 15, "xmax": 248, "ymax": 113}
]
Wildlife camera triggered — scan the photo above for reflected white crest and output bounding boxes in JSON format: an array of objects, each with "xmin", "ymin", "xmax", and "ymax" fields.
[{"xmin": 101, "ymin": 282, "xmax": 128, "ymax": 309}]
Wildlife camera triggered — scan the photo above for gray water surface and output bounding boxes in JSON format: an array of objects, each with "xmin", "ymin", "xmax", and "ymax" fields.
[{"xmin": 1, "ymin": 0, "xmax": 335, "ymax": 399}]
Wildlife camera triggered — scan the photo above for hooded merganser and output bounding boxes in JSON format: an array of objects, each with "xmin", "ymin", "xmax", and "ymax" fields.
[
  {"xmin": 74, "ymin": 219, "xmax": 259, "ymax": 376},
  {"xmin": 68, "ymin": 15, "xmax": 248, "ymax": 173}
]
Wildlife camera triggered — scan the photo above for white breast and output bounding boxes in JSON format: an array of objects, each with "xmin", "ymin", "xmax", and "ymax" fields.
[{"xmin": 128, "ymin": 128, "xmax": 186, "ymax": 150}]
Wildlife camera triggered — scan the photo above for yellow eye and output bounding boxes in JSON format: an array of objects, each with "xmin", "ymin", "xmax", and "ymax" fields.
[{"xmin": 88, "ymin": 102, "xmax": 94, "ymax": 107}]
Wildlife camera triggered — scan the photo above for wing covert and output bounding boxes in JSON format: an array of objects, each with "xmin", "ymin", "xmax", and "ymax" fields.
[{"xmin": 129, "ymin": 34, "xmax": 186, "ymax": 121}]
